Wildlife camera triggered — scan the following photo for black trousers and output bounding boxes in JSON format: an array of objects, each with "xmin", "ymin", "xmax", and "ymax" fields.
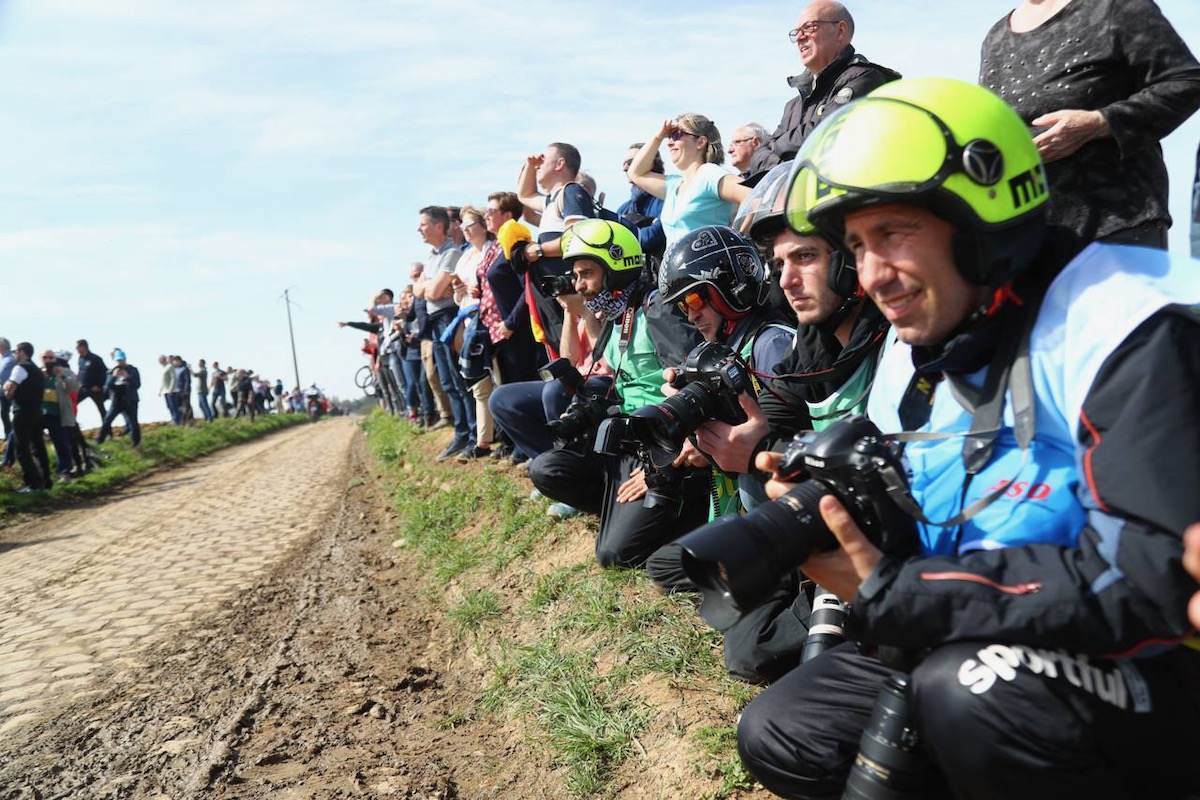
[
  {"xmin": 77, "ymin": 387, "xmax": 106, "ymax": 420},
  {"xmin": 529, "ymin": 446, "xmax": 710, "ymax": 568},
  {"xmin": 11, "ymin": 411, "xmax": 51, "ymax": 489},
  {"xmin": 98, "ymin": 398, "xmax": 140, "ymax": 446},
  {"xmin": 738, "ymin": 641, "xmax": 1200, "ymax": 800},
  {"xmin": 646, "ymin": 544, "xmax": 811, "ymax": 684},
  {"xmin": 1, "ymin": 395, "xmax": 12, "ymax": 437}
]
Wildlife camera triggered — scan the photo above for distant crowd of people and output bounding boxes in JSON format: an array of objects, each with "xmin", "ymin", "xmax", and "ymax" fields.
[{"xmin": 0, "ymin": 337, "xmax": 310, "ymax": 494}]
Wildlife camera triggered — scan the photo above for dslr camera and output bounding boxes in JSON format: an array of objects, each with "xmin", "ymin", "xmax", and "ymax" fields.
[
  {"xmin": 540, "ymin": 358, "xmax": 617, "ymax": 447},
  {"xmin": 674, "ymin": 415, "xmax": 917, "ymax": 630},
  {"xmin": 539, "ymin": 273, "xmax": 577, "ymax": 298},
  {"xmin": 590, "ymin": 341, "xmax": 752, "ymax": 511},
  {"xmin": 605, "ymin": 341, "xmax": 754, "ymax": 460}
]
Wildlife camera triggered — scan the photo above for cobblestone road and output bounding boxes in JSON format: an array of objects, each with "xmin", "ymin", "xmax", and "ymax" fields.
[{"xmin": 0, "ymin": 418, "xmax": 359, "ymax": 738}]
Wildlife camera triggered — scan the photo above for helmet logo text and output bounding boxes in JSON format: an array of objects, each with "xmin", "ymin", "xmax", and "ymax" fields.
[{"xmin": 1008, "ymin": 164, "xmax": 1047, "ymax": 209}]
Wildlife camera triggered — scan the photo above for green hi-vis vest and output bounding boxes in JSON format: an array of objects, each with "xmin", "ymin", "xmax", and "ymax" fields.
[{"xmin": 806, "ymin": 347, "xmax": 877, "ymax": 432}]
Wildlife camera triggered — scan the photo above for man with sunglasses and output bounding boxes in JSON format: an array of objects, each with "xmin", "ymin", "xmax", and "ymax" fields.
[
  {"xmin": 737, "ymin": 77, "xmax": 1200, "ymax": 799},
  {"xmin": 526, "ymin": 218, "xmax": 709, "ymax": 570},
  {"xmin": 653, "ymin": 225, "xmax": 794, "ymax": 523},
  {"xmin": 746, "ymin": 1, "xmax": 898, "ymax": 180}
]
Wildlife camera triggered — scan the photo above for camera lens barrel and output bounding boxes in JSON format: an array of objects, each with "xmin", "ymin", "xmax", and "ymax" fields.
[
  {"xmin": 800, "ymin": 586, "xmax": 847, "ymax": 664},
  {"xmin": 843, "ymin": 673, "xmax": 927, "ymax": 800}
]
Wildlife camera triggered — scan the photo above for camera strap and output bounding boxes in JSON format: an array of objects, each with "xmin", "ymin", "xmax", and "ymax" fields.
[{"xmin": 884, "ymin": 294, "xmax": 1041, "ymax": 529}]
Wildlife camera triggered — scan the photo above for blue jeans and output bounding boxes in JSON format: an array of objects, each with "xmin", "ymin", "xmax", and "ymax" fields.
[
  {"xmin": 488, "ymin": 376, "xmax": 611, "ymax": 459},
  {"xmin": 43, "ymin": 414, "xmax": 73, "ymax": 475},
  {"xmin": 196, "ymin": 392, "xmax": 214, "ymax": 422},
  {"xmin": 164, "ymin": 392, "xmax": 180, "ymax": 424},
  {"xmin": 401, "ymin": 358, "xmax": 431, "ymax": 417},
  {"xmin": 429, "ymin": 311, "xmax": 475, "ymax": 442}
]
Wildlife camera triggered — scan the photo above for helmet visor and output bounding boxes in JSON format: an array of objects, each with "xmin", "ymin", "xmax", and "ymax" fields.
[
  {"xmin": 785, "ymin": 97, "xmax": 988, "ymax": 234},
  {"xmin": 733, "ymin": 161, "xmax": 794, "ymax": 239}
]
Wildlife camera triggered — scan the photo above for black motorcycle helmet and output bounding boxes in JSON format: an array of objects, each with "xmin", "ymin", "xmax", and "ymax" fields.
[{"xmin": 658, "ymin": 225, "xmax": 768, "ymax": 320}]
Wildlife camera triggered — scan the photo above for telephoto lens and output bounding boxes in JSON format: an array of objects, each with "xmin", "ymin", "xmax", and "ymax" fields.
[
  {"xmin": 843, "ymin": 673, "xmax": 928, "ymax": 800},
  {"xmin": 800, "ymin": 585, "xmax": 847, "ymax": 664}
]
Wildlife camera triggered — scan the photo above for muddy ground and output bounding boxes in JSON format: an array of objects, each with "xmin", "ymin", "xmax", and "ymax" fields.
[{"xmin": 0, "ymin": 418, "xmax": 578, "ymax": 799}]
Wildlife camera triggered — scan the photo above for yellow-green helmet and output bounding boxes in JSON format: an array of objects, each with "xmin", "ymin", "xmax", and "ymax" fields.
[
  {"xmin": 561, "ymin": 218, "xmax": 645, "ymax": 290},
  {"xmin": 785, "ymin": 77, "xmax": 1047, "ymax": 286}
]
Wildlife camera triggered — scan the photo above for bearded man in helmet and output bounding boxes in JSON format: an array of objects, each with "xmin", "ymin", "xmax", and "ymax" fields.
[
  {"xmin": 736, "ymin": 77, "xmax": 1200, "ymax": 799},
  {"xmin": 647, "ymin": 167, "xmax": 894, "ymax": 686},
  {"xmin": 526, "ymin": 218, "xmax": 710, "ymax": 570}
]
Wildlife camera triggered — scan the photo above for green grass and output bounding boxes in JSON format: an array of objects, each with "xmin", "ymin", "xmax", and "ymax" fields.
[
  {"xmin": 692, "ymin": 725, "xmax": 758, "ymax": 799},
  {"xmin": 0, "ymin": 414, "xmax": 307, "ymax": 516},
  {"xmin": 361, "ymin": 411, "xmax": 761, "ymax": 798}
]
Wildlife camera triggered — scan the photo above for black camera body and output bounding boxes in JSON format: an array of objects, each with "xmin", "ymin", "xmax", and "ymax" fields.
[
  {"xmin": 593, "ymin": 415, "xmax": 687, "ymax": 510},
  {"xmin": 610, "ymin": 341, "xmax": 754, "ymax": 462},
  {"xmin": 539, "ymin": 357, "xmax": 586, "ymax": 394},
  {"xmin": 539, "ymin": 273, "xmax": 577, "ymax": 298},
  {"xmin": 675, "ymin": 416, "xmax": 917, "ymax": 630},
  {"xmin": 540, "ymin": 357, "xmax": 617, "ymax": 448}
]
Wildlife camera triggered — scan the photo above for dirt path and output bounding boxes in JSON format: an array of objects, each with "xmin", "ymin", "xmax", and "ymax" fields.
[{"xmin": 0, "ymin": 418, "xmax": 552, "ymax": 799}]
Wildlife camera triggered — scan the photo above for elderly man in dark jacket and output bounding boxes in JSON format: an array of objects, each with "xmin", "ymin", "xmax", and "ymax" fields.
[{"xmin": 746, "ymin": 1, "xmax": 899, "ymax": 178}]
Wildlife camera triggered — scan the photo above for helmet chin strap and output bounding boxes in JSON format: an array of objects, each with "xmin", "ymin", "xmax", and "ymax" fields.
[{"xmin": 819, "ymin": 294, "xmax": 861, "ymax": 336}]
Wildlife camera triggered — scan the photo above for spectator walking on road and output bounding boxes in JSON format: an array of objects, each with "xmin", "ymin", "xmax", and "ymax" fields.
[
  {"xmin": 211, "ymin": 361, "xmax": 229, "ymax": 417},
  {"xmin": 172, "ymin": 356, "xmax": 194, "ymax": 424},
  {"xmin": 193, "ymin": 359, "xmax": 214, "ymax": 422},
  {"xmin": 159, "ymin": 355, "xmax": 179, "ymax": 424}
]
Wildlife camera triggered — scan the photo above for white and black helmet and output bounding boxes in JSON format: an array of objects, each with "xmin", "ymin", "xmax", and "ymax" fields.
[{"xmin": 658, "ymin": 225, "xmax": 768, "ymax": 318}]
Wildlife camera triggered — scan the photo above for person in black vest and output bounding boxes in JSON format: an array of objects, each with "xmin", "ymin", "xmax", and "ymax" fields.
[
  {"xmin": 3, "ymin": 342, "xmax": 52, "ymax": 492},
  {"xmin": 74, "ymin": 338, "xmax": 108, "ymax": 423}
]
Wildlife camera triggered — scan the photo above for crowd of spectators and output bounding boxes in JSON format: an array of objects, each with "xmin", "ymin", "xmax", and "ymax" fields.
[
  {"xmin": 0, "ymin": 336, "xmax": 308, "ymax": 494},
  {"xmin": 333, "ymin": 0, "xmax": 1200, "ymax": 793},
  {"xmin": 78, "ymin": 0, "xmax": 1200, "ymax": 795}
]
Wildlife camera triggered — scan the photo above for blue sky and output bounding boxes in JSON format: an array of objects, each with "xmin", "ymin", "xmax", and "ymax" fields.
[{"xmin": 3, "ymin": 0, "xmax": 1199, "ymax": 427}]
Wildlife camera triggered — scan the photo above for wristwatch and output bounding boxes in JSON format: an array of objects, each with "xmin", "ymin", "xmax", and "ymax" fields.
[{"xmin": 533, "ymin": 243, "xmax": 544, "ymax": 261}]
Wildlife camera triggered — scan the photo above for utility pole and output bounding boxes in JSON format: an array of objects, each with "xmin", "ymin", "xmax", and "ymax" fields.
[{"xmin": 281, "ymin": 288, "xmax": 301, "ymax": 390}]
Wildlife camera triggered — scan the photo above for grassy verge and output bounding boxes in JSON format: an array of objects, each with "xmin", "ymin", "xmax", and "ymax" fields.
[
  {"xmin": 0, "ymin": 414, "xmax": 308, "ymax": 516},
  {"xmin": 362, "ymin": 411, "xmax": 763, "ymax": 799}
]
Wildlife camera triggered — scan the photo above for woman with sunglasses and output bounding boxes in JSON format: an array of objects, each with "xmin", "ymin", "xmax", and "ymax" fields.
[{"xmin": 627, "ymin": 114, "xmax": 750, "ymax": 252}]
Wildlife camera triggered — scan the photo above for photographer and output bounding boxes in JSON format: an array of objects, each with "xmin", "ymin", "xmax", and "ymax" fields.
[
  {"xmin": 527, "ymin": 218, "xmax": 708, "ymax": 569},
  {"xmin": 735, "ymin": 78, "xmax": 1200, "ymax": 799},
  {"xmin": 649, "ymin": 173, "xmax": 892, "ymax": 684},
  {"xmin": 651, "ymin": 225, "xmax": 794, "ymax": 522}
]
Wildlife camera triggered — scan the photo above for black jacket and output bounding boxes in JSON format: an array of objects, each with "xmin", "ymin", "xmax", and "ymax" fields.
[
  {"xmin": 850, "ymin": 305, "xmax": 1200, "ymax": 660},
  {"xmin": 77, "ymin": 351, "xmax": 107, "ymax": 390},
  {"xmin": 747, "ymin": 47, "xmax": 900, "ymax": 177}
]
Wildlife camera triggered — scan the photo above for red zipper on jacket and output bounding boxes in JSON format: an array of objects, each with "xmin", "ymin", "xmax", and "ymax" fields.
[{"xmin": 919, "ymin": 571, "xmax": 1043, "ymax": 595}]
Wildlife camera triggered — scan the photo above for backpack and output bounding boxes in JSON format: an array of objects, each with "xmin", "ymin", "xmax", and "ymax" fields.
[{"xmin": 556, "ymin": 183, "xmax": 638, "ymax": 235}]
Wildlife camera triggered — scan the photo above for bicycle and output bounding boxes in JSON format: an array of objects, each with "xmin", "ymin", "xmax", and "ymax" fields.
[{"xmin": 355, "ymin": 364, "xmax": 376, "ymax": 396}]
